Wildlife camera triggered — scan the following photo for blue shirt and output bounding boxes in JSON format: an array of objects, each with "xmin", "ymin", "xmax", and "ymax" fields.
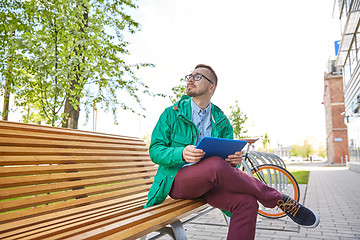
[
  {"xmin": 191, "ymin": 99, "xmax": 212, "ymax": 145},
  {"xmin": 183, "ymin": 99, "xmax": 212, "ymax": 168}
]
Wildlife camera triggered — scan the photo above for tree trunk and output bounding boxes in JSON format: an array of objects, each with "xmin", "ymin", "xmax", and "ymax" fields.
[
  {"xmin": 62, "ymin": 81, "xmax": 80, "ymax": 129},
  {"xmin": 62, "ymin": 100, "xmax": 80, "ymax": 129},
  {"xmin": 2, "ymin": 31, "xmax": 14, "ymax": 121},
  {"xmin": 2, "ymin": 81, "xmax": 10, "ymax": 121},
  {"xmin": 62, "ymin": 3, "xmax": 88, "ymax": 129}
]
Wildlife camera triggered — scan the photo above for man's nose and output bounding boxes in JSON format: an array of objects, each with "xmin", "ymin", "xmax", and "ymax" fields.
[{"xmin": 188, "ymin": 76, "xmax": 195, "ymax": 83}]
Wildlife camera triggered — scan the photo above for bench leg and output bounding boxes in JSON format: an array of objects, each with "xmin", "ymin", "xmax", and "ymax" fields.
[
  {"xmin": 140, "ymin": 221, "xmax": 187, "ymax": 240},
  {"xmin": 170, "ymin": 220, "xmax": 187, "ymax": 240}
]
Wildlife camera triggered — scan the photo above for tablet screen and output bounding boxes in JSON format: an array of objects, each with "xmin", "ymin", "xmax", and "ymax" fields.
[{"xmin": 196, "ymin": 137, "xmax": 247, "ymax": 159}]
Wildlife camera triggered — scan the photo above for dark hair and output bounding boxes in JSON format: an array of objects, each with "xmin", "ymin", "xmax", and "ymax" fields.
[{"xmin": 195, "ymin": 64, "xmax": 217, "ymax": 86}]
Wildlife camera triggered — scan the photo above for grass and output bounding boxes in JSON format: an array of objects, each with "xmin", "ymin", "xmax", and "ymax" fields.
[
  {"xmin": 254, "ymin": 170, "xmax": 310, "ymax": 185},
  {"xmin": 289, "ymin": 170, "xmax": 310, "ymax": 184}
]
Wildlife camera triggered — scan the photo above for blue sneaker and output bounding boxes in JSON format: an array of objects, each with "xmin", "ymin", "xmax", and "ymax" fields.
[{"xmin": 277, "ymin": 194, "xmax": 320, "ymax": 228}]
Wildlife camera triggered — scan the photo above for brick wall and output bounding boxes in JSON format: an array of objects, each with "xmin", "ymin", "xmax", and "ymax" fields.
[{"xmin": 323, "ymin": 74, "xmax": 349, "ymax": 164}]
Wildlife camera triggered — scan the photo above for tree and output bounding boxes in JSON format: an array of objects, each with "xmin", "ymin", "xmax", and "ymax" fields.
[
  {"xmin": 262, "ymin": 132, "xmax": 271, "ymax": 152},
  {"xmin": 169, "ymin": 78, "xmax": 186, "ymax": 104},
  {"xmin": 229, "ymin": 100, "xmax": 248, "ymax": 139},
  {"xmin": 290, "ymin": 140, "xmax": 315, "ymax": 160},
  {"xmin": 1, "ymin": 0, "xmax": 157, "ymax": 128},
  {"xmin": 302, "ymin": 139, "xmax": 314, "ymax": 160},
  {"xmin": 0, "ymin": 0, "xmax": 29, "ymax": 120},
  {"xmin": 290, "ymin": 144, "xmax": 302, "ymax": 157}
]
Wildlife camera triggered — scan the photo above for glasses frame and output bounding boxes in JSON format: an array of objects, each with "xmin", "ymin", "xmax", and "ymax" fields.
[{"xmin": 185, "ymin": 73, "xmax": 214, "ymax": 84}]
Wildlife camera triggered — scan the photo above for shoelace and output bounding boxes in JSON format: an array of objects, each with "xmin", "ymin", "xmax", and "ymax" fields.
[{"xmin": 277, "ymin": 197, "xmax": 300, "ymax": 216}]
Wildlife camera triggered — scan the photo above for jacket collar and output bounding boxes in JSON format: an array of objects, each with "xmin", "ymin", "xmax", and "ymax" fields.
[{"xmin": 174, "ymin": 95, "xmax": 226, "ymax": 123}]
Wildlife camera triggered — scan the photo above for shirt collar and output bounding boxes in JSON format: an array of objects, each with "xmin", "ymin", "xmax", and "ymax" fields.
[{"xmin": 191, "ymin": 98, "xmax": 211, "ymax": 114}]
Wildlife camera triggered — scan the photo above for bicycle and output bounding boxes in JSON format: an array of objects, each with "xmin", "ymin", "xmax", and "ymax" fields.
[{"xmin": 239, "ymin": 138, "xmax": 300, "ymax": 219}]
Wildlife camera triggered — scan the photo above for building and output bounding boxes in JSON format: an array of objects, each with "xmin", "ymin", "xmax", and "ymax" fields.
[
  {"xmin": 273, "ymin": 145, "xmax": 292, "ymax": 161},
  {"xmin": 323, "ymin": 63, "xmax": 349, "ymax": 164},
  {"xmin": 334, "ymin": 0, "xmax": 360, "ymax": 172}
]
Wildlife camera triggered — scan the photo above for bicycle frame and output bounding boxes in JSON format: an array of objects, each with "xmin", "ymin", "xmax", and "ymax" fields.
[{"xmin": 240, "ymin": 138, "xmax": 266, "ymax": 182}]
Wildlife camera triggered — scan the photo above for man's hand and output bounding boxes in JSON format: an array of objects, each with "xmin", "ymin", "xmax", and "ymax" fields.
[
  {"xmin": 182, "ymin": 145, "xmax": 205, "ymax": 163},
  {"xmin": 225, "ymin": 151, "xmax": 243, "ymax": 166}
]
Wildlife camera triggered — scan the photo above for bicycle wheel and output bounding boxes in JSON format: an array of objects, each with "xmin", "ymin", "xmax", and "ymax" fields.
[{"xmin": 251, "ymin": 164, "xmax": 300, "ymax": 219}]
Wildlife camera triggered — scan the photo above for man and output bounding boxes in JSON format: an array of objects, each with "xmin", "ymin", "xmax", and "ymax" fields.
[{"xmin": 145, "ymin": 64, "xmax": 319, "ymax": 239}]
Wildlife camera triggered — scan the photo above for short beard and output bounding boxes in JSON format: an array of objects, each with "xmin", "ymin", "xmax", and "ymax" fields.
[{"xmin": 186, "ymin": 88, "xmax": 208, "ymax": 98}]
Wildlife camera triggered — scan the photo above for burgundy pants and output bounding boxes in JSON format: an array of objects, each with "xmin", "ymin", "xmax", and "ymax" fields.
[{"xmin": 169, "ymin": 156, "xmax": 283, "ymax": 240}]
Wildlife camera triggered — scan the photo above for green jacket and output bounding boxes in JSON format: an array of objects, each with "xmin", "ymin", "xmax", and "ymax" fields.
[{"xmin": 144, "ymin": 95, "xmax": 233, "ymax": 208}]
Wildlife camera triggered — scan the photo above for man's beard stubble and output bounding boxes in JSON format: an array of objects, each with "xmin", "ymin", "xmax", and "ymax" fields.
[{"xmin": 186, "ymin": 85, "xmax": 209, "ymax": 98}]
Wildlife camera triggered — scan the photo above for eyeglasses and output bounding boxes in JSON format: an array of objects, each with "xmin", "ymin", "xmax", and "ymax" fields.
[{"xmin": 185, "ymin": 73, "xmax": 214, "ymax": 84}]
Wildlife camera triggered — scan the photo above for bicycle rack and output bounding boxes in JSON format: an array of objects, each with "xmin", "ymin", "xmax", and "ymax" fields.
[{"xmin": 244, "ymin": 151, "xmax": 289, "ymax": 192}]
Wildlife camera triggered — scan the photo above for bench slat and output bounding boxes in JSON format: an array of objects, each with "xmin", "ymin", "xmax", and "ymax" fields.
[
  {"xmin": 0, "ymin": 128, "xmax": 145, "ymax": 145},
  {"xmin": 0, "ymin": 178, "xmax": 153, "ymax": 213},
  {"xmin": 104, "ymin": 201, "xmax": 207, "ymax": 240},
  {"xmin": 0, "ymin": 146, "xmax": 150, "ymax": 156},
  {"xmin": 0, "ymin": 121, "xmax": 140, "ymax": 141},
  {"xmin": 2, "ymin": 200, "xmax": 147, "ymax": 240},
  {"xmin": 2, "ymin": 199, "xmax": 201, "ymax": 240},
  {"xmin": 0, "ymin": 137, "xmax": 148, "ymax": 151},
  {"xmin": 0, "ymin": 171, "xmax": 155, "ymax": 200},
  {"xmin": 0, "ymin": 155, "xmax": 152, "ymax": 165},
  {"xmin": 0, "ymin": 167, "xmax": 156, "ymax": 188},
  {"xmin": 55, "ymin": 199, "xmax": 206, "ymax": 240},
  {"xmin": 1, "ymin": 192, "xmax": 147, "ymax": 234},
  {"xmin": 0, "ymin": 186, "xmax": 150, "ymax": 225},
  {"xmin": 0, "ymin": 162, "xmax": 154, "ymax": 177},
  {"xmin": 1, "ymin": 196, "xmax": 148, "ymax": 239}
]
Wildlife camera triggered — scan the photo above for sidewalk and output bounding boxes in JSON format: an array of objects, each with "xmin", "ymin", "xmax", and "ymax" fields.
[{"xmin": 146, "ymin": 163, "xmax": 360, "ymax": 239}]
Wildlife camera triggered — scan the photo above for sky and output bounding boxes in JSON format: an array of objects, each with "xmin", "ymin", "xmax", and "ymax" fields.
[
  {"xmin": 2, "ymin": 0, "xmax": 342, "ymax": 149},
  {"xmin": 82, "ymin": 0, "xmax": 341, "ymax": 149}
]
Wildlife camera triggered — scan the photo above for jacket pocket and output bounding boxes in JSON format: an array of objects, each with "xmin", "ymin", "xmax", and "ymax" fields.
[{"xmin": 171, "ymin": 134, "xmax": 192, "ymax": 147}]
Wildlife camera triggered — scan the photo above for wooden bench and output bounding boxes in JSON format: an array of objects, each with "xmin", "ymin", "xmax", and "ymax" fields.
[{"xmin": 0, "ymin": 120, "xmax": 207, "ymax": 240}]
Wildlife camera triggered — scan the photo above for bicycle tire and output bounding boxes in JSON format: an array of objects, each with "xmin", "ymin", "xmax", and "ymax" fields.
[{"xmin": 251, "ymin": 164, "xmax": 300, "ymax": 219}]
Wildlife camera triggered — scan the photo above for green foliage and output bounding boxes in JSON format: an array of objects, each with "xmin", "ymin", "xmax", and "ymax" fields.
[
  {"xmin": 290, "ymin": 144, "xmax": 301, "ymax": 156},
  {"xmin": 302, "ymin": 140, "xmax": 315, "ymax": 160},
  {"xmin": 290, "ymin": 140, "xmax": 315, "ymax": 160},
  {"xmin": 229, "ymin": 100, "xmax": 248, "ymax": 139},
  {"xmin": 169, "ymin": 78, "xmax": 186, "ymax": 104},
  {"xmin": 0, "ymin": 0, "xmax": 30, "ymax": 119},
  {"xmin": 1, "ymin": 0, "xmax": 159, "ymax": 127},
  {"xmin": 261, "ymin": 132, "xmax": 270, "ymax": 152}
]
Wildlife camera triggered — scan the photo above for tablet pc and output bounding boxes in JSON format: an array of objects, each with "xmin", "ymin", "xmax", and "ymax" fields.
[{"xmin": 195, "ymin": 137, "xmax": 247, "ymax": 159}]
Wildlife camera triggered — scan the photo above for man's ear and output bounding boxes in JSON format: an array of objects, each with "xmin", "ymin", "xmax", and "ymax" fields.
[{"xmin": 209, "ymin": 84, "xmax": 216, "ymax": 93}]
